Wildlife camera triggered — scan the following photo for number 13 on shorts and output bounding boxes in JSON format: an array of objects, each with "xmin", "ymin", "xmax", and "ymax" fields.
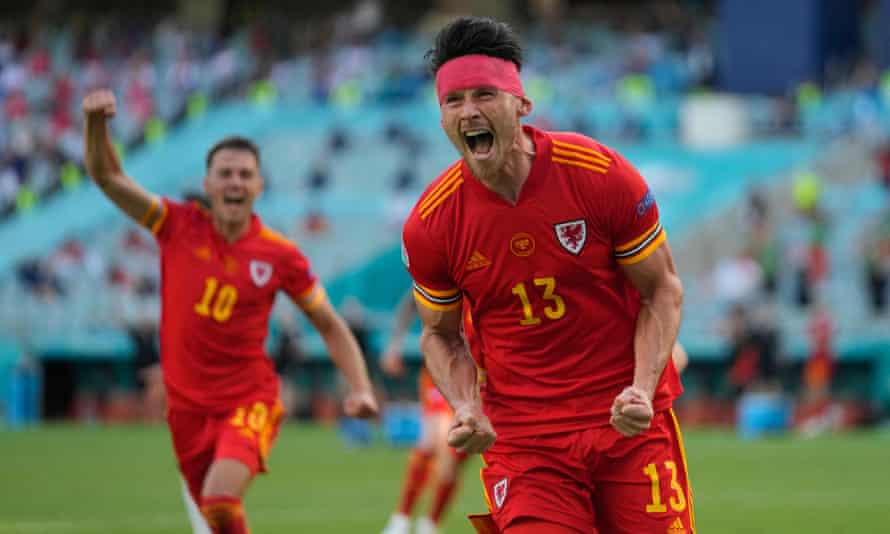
[{"xmin": 644, "ymin": 460, "xmax": 687, "ymax": 513}]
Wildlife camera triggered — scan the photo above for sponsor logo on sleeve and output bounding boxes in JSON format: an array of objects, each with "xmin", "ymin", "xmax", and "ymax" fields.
[{"xmin": 637, "ymin": 189, "xmax": 656, "ymax": 217}]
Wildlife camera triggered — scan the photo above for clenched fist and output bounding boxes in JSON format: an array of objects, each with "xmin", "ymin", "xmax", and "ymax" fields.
[
  {"xmin": 82, "ymin": 89, "xmax": 117, "ymax": 119},
  {"xmin": 447, "ymin": 402, "xmax": 496, "ymax": 454},
  {"xmin": 609, "ymin": 386, "xmax": 654, "ymax": 437}
]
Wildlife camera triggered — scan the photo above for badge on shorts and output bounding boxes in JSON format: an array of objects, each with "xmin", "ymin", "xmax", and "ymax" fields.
[
  {"xmin": 493, "ymin": 477, "xmax": 508, "ymax": 508},
  {"xmin": 249, "ymin": 260, "xmax": 273, "ymax": 287},
  {"xmin": 554, "ymin": 219, "xmax": 587, "ymax": 255}
]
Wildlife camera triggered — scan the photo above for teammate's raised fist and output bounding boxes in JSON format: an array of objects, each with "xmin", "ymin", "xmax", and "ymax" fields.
[{"xmin": 82, "ymin": 89, "xmax": 117, "ymax": 119}]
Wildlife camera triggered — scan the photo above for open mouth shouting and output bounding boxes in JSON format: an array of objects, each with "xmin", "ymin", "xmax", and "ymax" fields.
[
  {"xmin": 222, "ymin": 193, "xmax": 246, "ymax": 206},
  {"xmin": 463, "ymin": 128, "xmax": 495, "ymax": 159}
]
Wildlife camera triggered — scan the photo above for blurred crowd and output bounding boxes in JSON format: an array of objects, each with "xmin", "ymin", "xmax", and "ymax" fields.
[{"xmin": 2, "ymin": 1, "xmax": 890, "ymax": 427}]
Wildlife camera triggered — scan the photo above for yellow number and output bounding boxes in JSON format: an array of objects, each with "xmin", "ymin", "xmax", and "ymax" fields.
[
  {"xmin": 229, "ymin": 407, "xmax": 245, "ymax": 428},
  {"xmin": 246, "ymin": 402, "xmax": 268, "ymax": 433},
  {"xmin": 511, "ymin": 282, "xmax": 541, "ymax": 326},
  {"xmin": 644, "ymin": 461, "xmax": 687, "ymax": 513},
  {"xmin": 194, "ymin": 277, "xmax": 238, "ymax": 323},
  {"xmin": 665, "ymin": 461, "xmax": 687, "ymax": 512},
  {"xmin": 644, "ymin": 463, "xmax": 667, "ymax": 513},
  {"xmin": 194, "ymin": 277, "xmax": 218, "ymax": 316},
  {"xmin": 534, "ymin": 277, "xmax": 565, "ymax": 320},
  {"xmin": 511, "ymin": 277, "xmax": 566, "ymax": 326},
  {"xmin": 212, "ymin": 285, "xmax": 238, "ymax": 322}
]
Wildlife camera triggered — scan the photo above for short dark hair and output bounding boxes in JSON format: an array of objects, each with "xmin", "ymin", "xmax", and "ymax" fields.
[
  {"xmin": 425, "ymin": 16, "xmax": 523, "ymax": 75},
  {"xmin": 206, "ymin": 136, "xmax": 261, "ymax": 169}
]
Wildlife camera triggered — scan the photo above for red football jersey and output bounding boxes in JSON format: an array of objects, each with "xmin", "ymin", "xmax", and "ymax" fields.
[
  {"xmin": 402, "ymin": 126, "xmax": 681, "ymax": 439},
  {"xmin": 147, "ymin": 198, "xmax": 319, "ymax": 413}
]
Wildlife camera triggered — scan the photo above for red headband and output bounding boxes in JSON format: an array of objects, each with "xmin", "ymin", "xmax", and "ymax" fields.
[{"xmin": 435, "ymin": 54, "xmax": 524, "ymax": 105}]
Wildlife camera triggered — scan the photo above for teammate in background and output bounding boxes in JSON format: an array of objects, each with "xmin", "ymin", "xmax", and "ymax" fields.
[
  {"xmin": 380, "ymin": 291, "xmax": 470, "ymax": 534},
  {"xmin": 83, "ymin": 89, "xmax": 378, "ymax": 534},
  {"xmin": 402, "ymin": 17, "xmax": 692, "ymax": 534}
]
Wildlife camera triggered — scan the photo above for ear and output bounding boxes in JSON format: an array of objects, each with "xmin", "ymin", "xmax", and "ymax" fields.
[
  {"xmin": 517, "ymin": 96, "xmax": 533, "ymax": 118},
  {"xmin": 203, "ymin": 174, "xmax": 210, "ymax": 196}
]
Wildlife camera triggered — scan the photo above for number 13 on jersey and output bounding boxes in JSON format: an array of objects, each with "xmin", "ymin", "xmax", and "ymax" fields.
[{"xmin": 511, "ymin": 276, "xmax": 566, "ymax": 326}]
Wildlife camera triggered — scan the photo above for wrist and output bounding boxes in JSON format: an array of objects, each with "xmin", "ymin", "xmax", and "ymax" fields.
[{"xmin": 630, "ymin": 382, "xmax": 655, "ymax": 402}]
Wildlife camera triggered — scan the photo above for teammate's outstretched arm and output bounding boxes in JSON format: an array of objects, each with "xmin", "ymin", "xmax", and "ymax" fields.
[
  {"xmin": 82, "ymin": 90, "xmax": 156, "ymax": 223},
  {"xmin": 299, "ymin": 289, "xmax": 379, "ymax": 419},
  {"xmin": 417, "ymin": 303, "xmax": 495, "ymax": 454},
  {"xmin": 611, "ymin": 241, "xmax": 684, "ymax": 437}
]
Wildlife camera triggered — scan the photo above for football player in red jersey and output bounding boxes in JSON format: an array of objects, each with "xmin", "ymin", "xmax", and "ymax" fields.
[
  {"xmin": 401, "ymin": 17, "xmax": 692, "ymax": 534},
  {"xmin": 83, "ymin": 89, "xmax": 378, "ymax": 534}
]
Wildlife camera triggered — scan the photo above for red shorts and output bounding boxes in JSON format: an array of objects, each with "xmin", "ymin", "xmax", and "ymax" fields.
[
  {"xmin": 419, "ymin": 367, "xmax": 451, "ymax": 415},
  {"xmin": 168, "ymin": 398, "xmax": 284, "ymax": 501},
  {"xmin": 479, "ymin": 410, "xmax": 695, "ymax": 534}
]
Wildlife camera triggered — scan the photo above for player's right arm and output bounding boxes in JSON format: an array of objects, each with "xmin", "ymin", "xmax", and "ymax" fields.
[
  {"xmin": 82, "ymin": 90, "xmax": 156, "ymax": 224},
  {"xmin": 416, "ymin": 302, "xmax": 495, "ymax": 454},
  {"xmin": 402, "ymin": 210, "xmax": 495, "ymax": 454}
]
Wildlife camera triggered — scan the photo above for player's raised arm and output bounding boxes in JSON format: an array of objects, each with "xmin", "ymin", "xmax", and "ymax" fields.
[
  {"xmin": 82, "ymin": 89, "xmax": 156, "ymax": 223},
  {"xmin": 416, "ymin": 302, "xmax": 495, "ymax": 454},
  {"xmin": 613, "ymin": 241, "xmax": 684, "ymax": 437},
  {"xmin": 298, "ymin": 288, "xmax": 379, "ymax": 419}
]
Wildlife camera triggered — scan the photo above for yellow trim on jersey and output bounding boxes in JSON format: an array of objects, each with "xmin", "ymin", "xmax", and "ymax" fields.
[
  {"xmin": 414, "ymin": 282, "xmax": 460, "ymax": 298},
  {"xmin": 418, "ymin": 164, "xmax": 461, "ymax": 213},
  {"xmin": 552, "ymin": 139, "xmax": 612, "ymax": 166},
  {"xmin": 670, "ymin": 409, "xmax": 696, "ymax": 533},
  {"xmin": 298, "ymin": 284, "xmax": 326, "ymax": 311},
  {"xmin": 616, "ymin": 228, "xmax": 665, "ymax": 265},
  {"xmin": 259, "ymin": 226, "xmax": 296, "ymax": 248},
  {"xmin": 616, "ymin": 221, "xmax": 661, "ymax": 252},
  {"xmin": 421, "ymin": 175, "xmax": 464, "ymax": 220},
  {"xmin": 139, "ymin": 197, "xmax": 159, "ymax": 226},
  {"xmin": 413, "ymin": 289, "xmax": 462, "ymax": 312},
  {"xmin": 552, "ymin": 156, "xmax": 609, "ymax": 174},
  {"xmin": 552, "ymin": 146, "xmax": 612, "ymax": 170},
  {"xmin": 150, "ymin": 201, "xmax": 169, "ymax": 235},
  {"xmin": 479, "ymin": 456, "xmax": 492, "ymax": 511}
]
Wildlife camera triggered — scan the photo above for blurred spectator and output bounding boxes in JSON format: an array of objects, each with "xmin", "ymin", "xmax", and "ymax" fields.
[
  {"xmin": 307, "ymin": 164, "xmax": 331, "ymax": 192},
  {"xmin": 863, "ymin": 204, "xmax": 890, "ymax": 314},
  {"xmin": 796, "ymin": 300, "xmax": 842, "ymax": 436},
  {"xmin": 723, "ymin": 303, "xmax": 780, "ymax": 399},
  {"xmin": 877, "ymin": 141, "xmax": 890, "ymax": 191},
  {"xmin": 790, "ymin": 170, "xmax": 830, "ymax": 308},
  {"xmin": 304, "ymin": 210, "xmax": 330, "ymax": 235},
  {"xmin": 328, "ymin": 126, "xmax": 350, "ymax": 153},
  {"xmin": 744, "ymin": 189, "xmax": 780, "ymax": 295},
  {"xmin": 712, "ymin": 250, "xmax": 763, "ymax": 305}
]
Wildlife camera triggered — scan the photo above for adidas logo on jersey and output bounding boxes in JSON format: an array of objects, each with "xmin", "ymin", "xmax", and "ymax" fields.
[
  {"xmin": 667, "ymin": 517, "xmax": 686, "ymax": 534},
  {"xmin": 465, "ymin": 250, "xmax": 491, "ymax": 272}
]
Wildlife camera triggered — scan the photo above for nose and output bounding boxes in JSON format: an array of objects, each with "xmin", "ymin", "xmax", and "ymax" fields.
[{"xmin": 458, "ymin": 98, "xmax": 481, "ymax": 120}]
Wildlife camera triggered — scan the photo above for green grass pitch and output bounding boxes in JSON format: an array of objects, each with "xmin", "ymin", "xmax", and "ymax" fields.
[{"xmin": 0, "ymin": 424, "xmax": 886, "ymax": 533}]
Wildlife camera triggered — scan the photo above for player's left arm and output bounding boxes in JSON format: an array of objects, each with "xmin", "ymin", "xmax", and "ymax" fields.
[
  {"xmin": 295, "ymin": 286, "xmax": 378, "ymax": 419},
  {"xmin": 613, "ymin": 240, "xmax": 684, "ymax": 436},
  {"xmin": 599, "ymin": 146, "xmax": 683, "ymax": 437}
]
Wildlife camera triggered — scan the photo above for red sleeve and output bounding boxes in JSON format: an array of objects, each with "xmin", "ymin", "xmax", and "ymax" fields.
[
  {"xmin": 280, "ymin": 244, "xmax": 319, "ymax": 305},
  {"xmin": 148, "ymin": 197, "xmax": 188, "ymax": 245},
  {"xmin": 401, "ymin": 216, "xmax": 462, "ymax": 312},
  {"xmin": 604, "ymin": 150, "xmax": 666, "ymax": 265}
]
